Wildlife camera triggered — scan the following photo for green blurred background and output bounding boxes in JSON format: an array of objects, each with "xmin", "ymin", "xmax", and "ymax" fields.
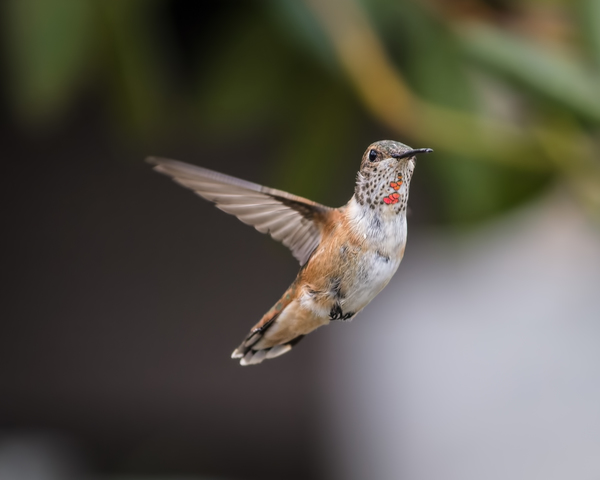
[
  {"xmin": 4, "ymin": 0, "xmax": 599, "ymax": 223},
  {"xmin": 1, "ymin": 0, "xmax": 599, "ymax": 479}
]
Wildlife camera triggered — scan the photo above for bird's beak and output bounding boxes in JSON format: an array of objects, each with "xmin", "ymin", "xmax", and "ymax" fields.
[{"xmin": 391, "ymin": 148, "xmax": 433, "ymax": 160}]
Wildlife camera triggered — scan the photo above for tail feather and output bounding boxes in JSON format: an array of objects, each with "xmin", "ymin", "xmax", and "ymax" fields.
[
  {"xmin": 232, "ymin": 334, "xmax": 304, "ymax": 366},
  {"xmin": 232, "ymin": 284, "xmax": 301, "ymax": 365}
]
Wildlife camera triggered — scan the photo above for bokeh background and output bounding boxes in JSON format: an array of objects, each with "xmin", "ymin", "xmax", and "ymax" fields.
[{"xmin": 2, "ymin": 0, "xmax": 600, "ymax": 479}]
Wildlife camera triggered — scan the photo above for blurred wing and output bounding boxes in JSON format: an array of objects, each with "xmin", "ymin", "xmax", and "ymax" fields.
[{"xmin": 147, "ymin": 157, "xmax": 332, "ymax": 265}]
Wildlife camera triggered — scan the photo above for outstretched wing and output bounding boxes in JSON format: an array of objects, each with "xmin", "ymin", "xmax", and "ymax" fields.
[{"xmin": 147, "ymin": 157, "xmax": 332, "ymax": 265}]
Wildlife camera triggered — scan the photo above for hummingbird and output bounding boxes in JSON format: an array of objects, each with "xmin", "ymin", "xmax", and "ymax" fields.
[{"xmin": 147, "ymin": 140, "xmax": 432, "ymax": 365}]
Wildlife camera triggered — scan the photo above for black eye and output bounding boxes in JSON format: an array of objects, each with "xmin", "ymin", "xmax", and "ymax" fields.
[{"xmin": 368, "ymin": 149, "xmax": 378, "ymax": 162}]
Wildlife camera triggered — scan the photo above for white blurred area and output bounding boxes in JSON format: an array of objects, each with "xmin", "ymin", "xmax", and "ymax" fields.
[{"xmin": 320, "ymin": 188, "xmax": 600, "ymax": 480}]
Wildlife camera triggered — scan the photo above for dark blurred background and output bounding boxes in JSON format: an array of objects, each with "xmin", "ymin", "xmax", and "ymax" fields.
[{"xmin": 1, "ymin": 1, "xmax": 599, "ymax": 479}]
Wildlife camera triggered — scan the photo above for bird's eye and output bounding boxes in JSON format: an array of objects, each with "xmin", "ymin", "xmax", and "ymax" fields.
[{"xmin": 368, "ymin": 150, "xmax": 378, "ymax": 162}]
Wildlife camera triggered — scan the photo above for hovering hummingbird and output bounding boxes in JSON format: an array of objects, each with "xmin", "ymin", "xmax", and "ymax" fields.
[{"xmin": 148, "ymin": 140, "xmax": 432, "ymax": 365}]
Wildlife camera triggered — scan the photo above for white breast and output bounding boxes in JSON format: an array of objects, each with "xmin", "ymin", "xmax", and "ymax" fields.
[{"xmin": 341, "ymin": 198, "xmax": 408, "ymax": 314}]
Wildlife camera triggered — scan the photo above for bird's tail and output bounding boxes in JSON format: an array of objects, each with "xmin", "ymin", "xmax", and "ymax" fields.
[
  {"xmin": 232, "ymin": 329, "xmax": 304, "ymax": 366},
  {"xmin": 231, "ymin": 287, "xmax": 303, "ymax": 366}
]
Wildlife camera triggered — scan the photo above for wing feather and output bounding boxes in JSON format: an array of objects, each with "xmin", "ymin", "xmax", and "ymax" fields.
[{"xmin": 147, "ymin": 157, "xmax": 332, "ymax": 265}]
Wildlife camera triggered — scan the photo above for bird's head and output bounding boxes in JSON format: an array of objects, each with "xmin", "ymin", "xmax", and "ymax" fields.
[{"xmin": 354, "ymin": 140, "xmax": 433, "ymax": 210}]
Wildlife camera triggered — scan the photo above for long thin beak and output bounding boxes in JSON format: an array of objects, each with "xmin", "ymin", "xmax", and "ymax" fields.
[{"xmin": 392, "ymin": 148, "xmax": 433, "ymax": 160}]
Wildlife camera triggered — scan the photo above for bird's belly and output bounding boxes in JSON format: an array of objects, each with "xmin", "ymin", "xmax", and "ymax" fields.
[{"xmin": 341, "ymin": 251, "xmax": 402, "ymax": 314}]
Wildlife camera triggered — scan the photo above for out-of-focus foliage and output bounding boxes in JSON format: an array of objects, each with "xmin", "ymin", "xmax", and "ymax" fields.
[
  {"xmin": 3, "ymin": 0, "xmax": 94, "ymax": 122},
  {"xmin": 2, "ymin": 0, "xmax": 599, "ymax": 223}
]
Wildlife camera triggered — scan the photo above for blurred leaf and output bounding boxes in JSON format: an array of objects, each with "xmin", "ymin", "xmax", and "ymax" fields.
[
  {"xmin": 304, "ymin": 0, "xmax": 549, "ymax": 172},
  {"xmin": 577, "ymin": 0, "xmax": 600, "ymax": 70},
  {"xmin": 534, "ymin": 114, "xmax": 600, "ymax": 217},
  {"xmin": 365, "ymin": 0, "xmax": 476, "ymax": 111},
  {"xmin": 194, "ymin": 10, "xmax": 289, "ymax": 135},
  {"xmin": 2, "ymin": 0, "xmax": 94, "ymax": 123},
  {"xmin": 361, "ymin": 0, "xmax": 551, "ymax": 222},
  {"xmin": 271, "ymin": 81, "xmax": 361, "ymax": 204},
  {"xmin": 99, "ymin": 0, "xmax": 169, "ymax": 133},
  {"xmin": 427, "ymin": 154, "xmax": 551, "ymax": 224},
  {"xmin": 459, "ymin": 24, "xmax": 600, "ymax": 123},
  {"xmin": 265, "ymin": 0, "xmax": 337, "ymax": 72},
  {"xmin": 193, "ymin": 3, "xmax": 362, "ymax": 203}
]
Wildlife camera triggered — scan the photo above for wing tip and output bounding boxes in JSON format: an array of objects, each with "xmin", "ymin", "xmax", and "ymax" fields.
[
  {"xmin": 145, "ymin": 156, "xmax": 165, "ymax": 166},
  {"xmin": 146, "ymin": 156, "xmax": 183, "ymax": 168}
]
